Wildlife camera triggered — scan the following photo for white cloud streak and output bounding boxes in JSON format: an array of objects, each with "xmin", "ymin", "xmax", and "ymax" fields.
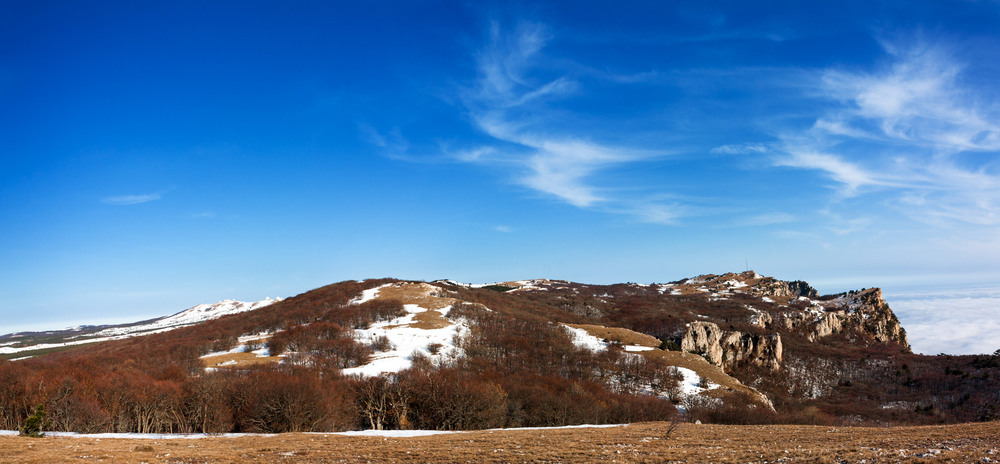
[
  {"xmin": 458, "ymin": 21, "xmax": 674, "ymax": 221},
  {"xmin": 774, "ymin": 150, "xmax": 879, "ymax": 196},
  {"xmin": 822, "ymin": 45, "xmax": 1000, "ymax": 152},
  {"xmin": 776, "ymin": 41, "xmax": 1000, "ymax": 225},
  {"xmin": 710, "ymin": 143, "xmax": 767, "ymax": 155},
  {"xmin": 101, "ymin": 193, "xmax": 161, "ymax": 205}
]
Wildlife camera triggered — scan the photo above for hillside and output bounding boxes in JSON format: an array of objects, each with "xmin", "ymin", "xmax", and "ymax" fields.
[
  {"xmin": 1, "ymin": 273, "xmax": 998, "ymax": 435},
  {"xmin": 0, "ymin": 298, "xmax": 281, "ymax": 360}
]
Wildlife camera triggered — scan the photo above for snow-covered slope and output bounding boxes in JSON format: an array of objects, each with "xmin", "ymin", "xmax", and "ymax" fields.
[
  {"xmin": 94, "ymin": 298, "xmax": 281, "ymax": 337},
  {"xmin": 1, "ymin": 297, "xmax": 281, "ymax": 359}
]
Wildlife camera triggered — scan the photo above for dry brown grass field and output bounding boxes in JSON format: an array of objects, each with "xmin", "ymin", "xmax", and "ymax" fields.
[{"xmin": 2, "ymin": 421, "xmax": 998, "ymax": 463}]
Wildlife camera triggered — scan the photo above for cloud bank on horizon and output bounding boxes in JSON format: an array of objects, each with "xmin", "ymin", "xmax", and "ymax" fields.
[{"xmin": 1, "ymin": 2, "xmax": 999, "ymax": 354}]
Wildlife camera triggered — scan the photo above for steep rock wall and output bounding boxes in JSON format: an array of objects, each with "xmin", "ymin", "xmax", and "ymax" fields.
[
  {"xmin": 681, "ymin": 321, "xmax": 783, "ymax": 371},
  {"xmin": 841, "ymin": 288, "xmax": 909, "ymax": 349}
]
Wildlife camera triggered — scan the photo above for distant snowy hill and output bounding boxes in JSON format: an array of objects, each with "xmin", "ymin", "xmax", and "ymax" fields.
[
  {"xmin": 0, "ymin": 297, "xmax": 281, "ymax": 359},
  {"xmin": 93, "ymin": 298, "xmax": 282, "ymax": 337}
]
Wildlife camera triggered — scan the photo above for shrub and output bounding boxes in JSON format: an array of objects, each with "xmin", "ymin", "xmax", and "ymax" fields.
[{"xmin": 370, "ymin": 335, "xmax": 394, "ymax": 352}]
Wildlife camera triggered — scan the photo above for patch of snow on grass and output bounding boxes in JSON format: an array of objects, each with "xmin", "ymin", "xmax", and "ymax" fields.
[
  {"xmin": 722, "ymin": 279, "xmax": 748, "ymax": 289},
  {"xmin": 508, "ymin": 279, "xmax": 549, "ymax": 292},
  {"xmin": 562, "ymin": 325, "xmax": 607, "ymax": 352},
  {"xmin": 251, "ymin": 346, "xmax": 270, "ymax": 357},
  {"xmin": 332, "ymin": 430, "xmax": 458, "ymax": 437},
  {"xmin": 238, "ymin": 331, "xmax": 272, "ymax": 343},
  {"xmin": 199, "ymin": 345, "xmax": 247, "ymax": 358},
  {"xmin": 321, "ymin": 423, "xmax": 628, "ymax": 436},
  {"xmin": 0, "ymin": 422, "xmax": 635, "ymax": 440},
  {"xmin": 199, "ymin": 331, "xmax": 275, "ymax": 359},
  {"xmin": 676, "ymin": 367, "xmax": 717, "ymax": 396},
  {"xmin": 351, "ymin": 284, "xmax": 391, "ymax": 305},
  {"xmin": 341, "ymin": 305, "xmax": 467, "ymax": 377},
  {"xmin": 623, "ymin": 345, "xmax": 654, "ymax": 352},
  {"xmin": 42, "ymin": 432, "xmax": 275, "ymax": 439}
]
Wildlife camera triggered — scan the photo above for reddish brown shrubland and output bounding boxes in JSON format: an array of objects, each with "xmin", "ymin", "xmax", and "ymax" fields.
[{"xmin": 3, "ymin": 277, "xmax": 999, "ymax": 434}]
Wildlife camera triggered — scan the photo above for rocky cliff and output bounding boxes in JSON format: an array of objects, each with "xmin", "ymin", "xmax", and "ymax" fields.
[
  {"xmin": 835, "ymin": 288, "xmax": 909, "ymax": 348},
  {"xmin": 670, "ymin": 272, "xmax": 910, "ymax": 372},
  {"xmin": 681, "ymin": 321, "xmax": 783, "ymax": 371}
]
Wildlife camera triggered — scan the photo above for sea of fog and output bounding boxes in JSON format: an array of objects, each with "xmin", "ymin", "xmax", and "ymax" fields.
[{"xmin": 885, "ymin": 285, "xmax": 1000, "ymax": 356}]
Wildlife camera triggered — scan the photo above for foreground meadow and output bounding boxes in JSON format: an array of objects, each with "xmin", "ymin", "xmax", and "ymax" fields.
[{"xmin": 1, "ymin": 421, "xmax": 998, "ymax": 463}]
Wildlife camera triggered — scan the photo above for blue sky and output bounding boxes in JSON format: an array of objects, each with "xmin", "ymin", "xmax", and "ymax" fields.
[{"xmin": 2, "ymin": 1, "xmax": 999, "ymax": 353}]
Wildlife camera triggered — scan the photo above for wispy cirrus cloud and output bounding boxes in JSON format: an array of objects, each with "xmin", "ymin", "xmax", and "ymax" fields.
[
  {"xmin": 775, "ymin": 40, "xmax": 1000, "ymax": 226},
  {"xmin": 821, "ymin": 44, "xmax": 1000, "ymax": 152},
  {"xmin": 455, "ymin": 21, "xmax": 674, "ymax": 221},
  {"xmin": 710, "ymin": 143, "xmax": 767, "ymax": 155},
  {"xmin": 101, "ymin": 193, "xmax": 162, "ymax": 205},
  {"xmin": 773, "ymin": 148, "xmax": 884, "ymax": 196}
]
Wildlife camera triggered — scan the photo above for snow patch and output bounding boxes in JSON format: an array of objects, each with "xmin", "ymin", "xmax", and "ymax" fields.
[
  {"xmin": 91, "ymin": 298, "xmax": 281, "ymax": 339},
  {"xmin": 623, "ymin": 345, "xmax": 654, "ymax": 352},
  {"xmin": 0, "ymin": 423, "xmax": 633, "ymax": 440},
  {"xmin": 723, "ymin": 279, "xmax": 749, "ymax": 289},
  {"xmin": 330, "ymin": 429, "xmax": 458, "ymax": 437},
  {"xmin": 676, "ymin": 367, "xmax": 717, "ymax": 395},
  {"xmin": 351, "ymin": 284, "xmax": 391, "ymax": 305},
  {"xmin": 341, "ymin": 304, "xmax": 467, "ymax": 377},
  {"xmin": 563, "ymin": 325, "xmax": 608, "ymax": 352},
  {"xmin": 29, "ymin": 431, "xmax": 275, "ymax": 439}
]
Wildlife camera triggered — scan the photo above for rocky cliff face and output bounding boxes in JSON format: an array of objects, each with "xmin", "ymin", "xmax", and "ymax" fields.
[
  {"xmin": 838, "ymin": 288, "xmax": 909, "ymax": 348},
  {"xmin": 781, "ymin": 288, "xmax": 909, "ymax": 349},
  {"xmin": 745, "ymin": 274, "xmax": 818, "ymax": 299},
  {"xmin": 681, "ymin": 321, "xmax": 783, "ymax": 371},
  {"xmin": 669, "ymin": 273, "xmax": 910, "ymax": 373}
]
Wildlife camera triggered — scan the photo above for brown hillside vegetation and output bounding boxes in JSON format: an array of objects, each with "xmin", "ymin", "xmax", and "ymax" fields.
[
  {"xmin": 2, "ymin": 421, "xmax": 999, "ymax": 463},
  {"xmin": 3, "ymin": 274, "xmax": 999, "ymax": 436}
]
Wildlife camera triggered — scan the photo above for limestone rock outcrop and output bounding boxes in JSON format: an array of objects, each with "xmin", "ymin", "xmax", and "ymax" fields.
[
  {"xmin": 746, "ymin": 274, "xmax": 818, "ymax": 299},
  {"xmin": 681, "ymin": 321, "xmax": 783, "ymax": 371},
  {"xmin": 838, "ymin": 288, "xmax": 909, "ymax": 349},
  {"xmin": 779, "ymin": 288, "xmax": 909, "ymax": 350}
]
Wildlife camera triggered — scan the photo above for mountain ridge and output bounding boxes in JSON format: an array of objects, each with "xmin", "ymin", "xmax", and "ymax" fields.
[
  {"xmin": 0, "ymin": 297, "xmax": 281, "ymax": 359},
  {"xmin": 2, "ymin": 272, "xmax": 997, "ymax": 434}
]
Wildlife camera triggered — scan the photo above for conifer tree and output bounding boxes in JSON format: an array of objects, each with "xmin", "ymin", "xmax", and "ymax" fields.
[{"xmin": 19, "ymin": 404, "xmax": 51, "ymax": 438}]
